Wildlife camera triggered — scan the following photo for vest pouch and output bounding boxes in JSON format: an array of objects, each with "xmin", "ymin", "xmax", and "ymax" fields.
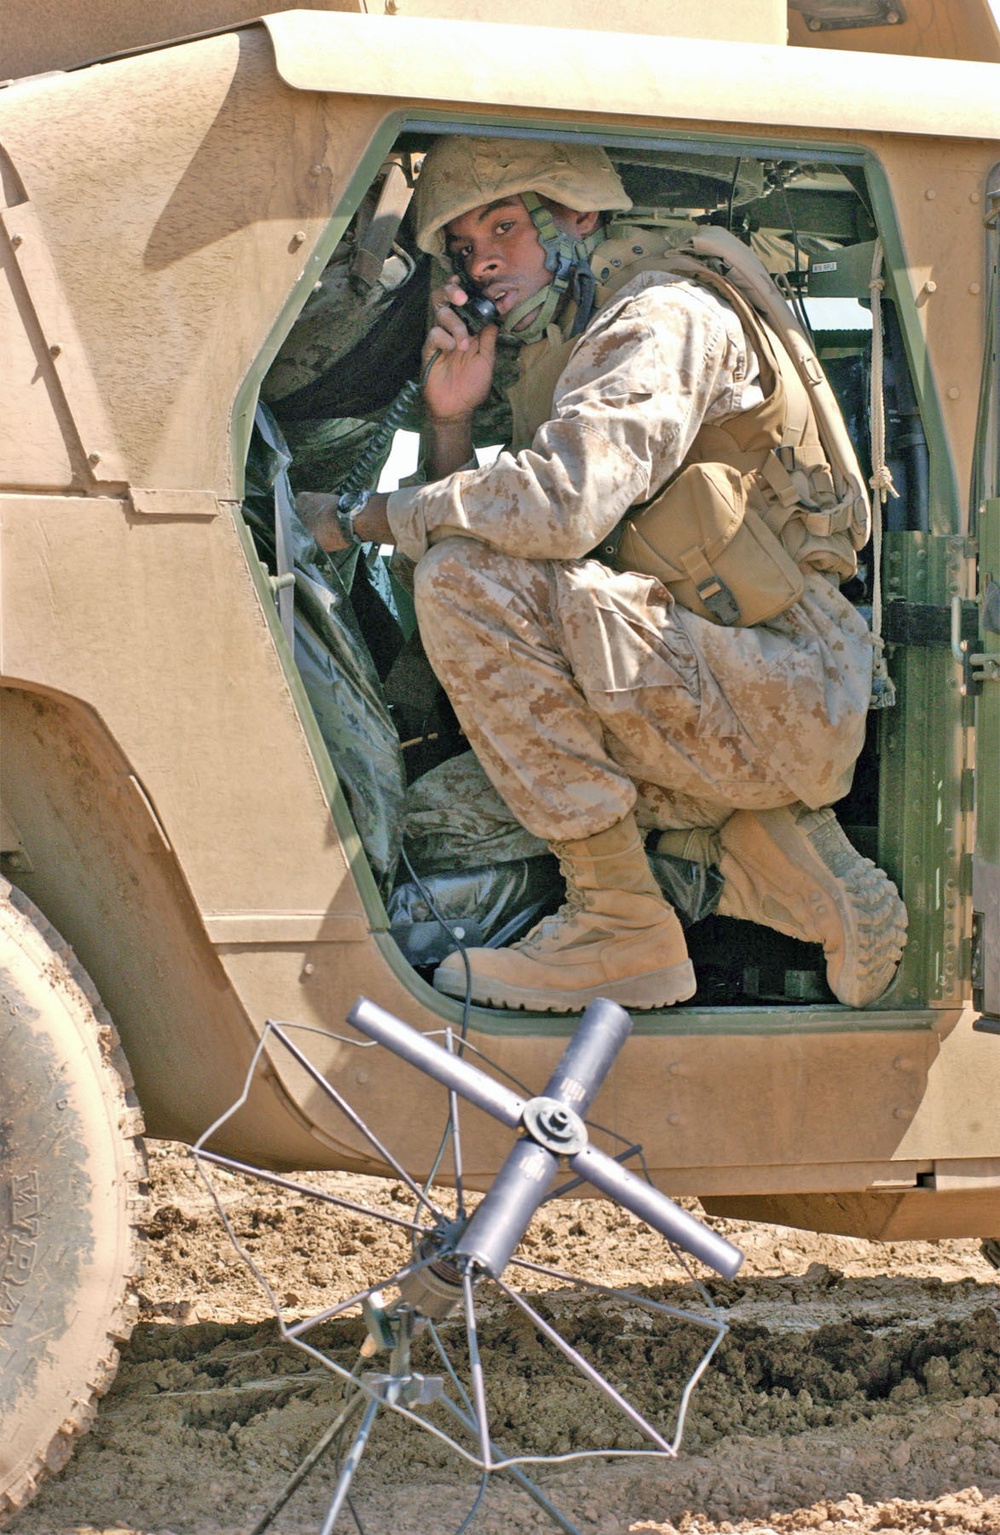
[{"xmin": 615, "ymin": 461, "xmax": 805, "ymax": 627}]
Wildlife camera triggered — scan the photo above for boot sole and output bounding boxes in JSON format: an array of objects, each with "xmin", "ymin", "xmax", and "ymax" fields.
[
  {"xmin": 432, "ymin": 959, "xmax": 697, "ymax": 1013},
  {"xmin": 720, "ymin": 807, "xmax": 907, "ymax": 1009}
]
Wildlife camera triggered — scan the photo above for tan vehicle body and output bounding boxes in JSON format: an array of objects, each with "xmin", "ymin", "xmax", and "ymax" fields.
[{"xmin": 2, "ymin": 0, "xmax": 1000, "ymax": 1268}]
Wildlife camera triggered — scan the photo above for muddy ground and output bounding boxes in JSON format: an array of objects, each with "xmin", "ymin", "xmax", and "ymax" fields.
[{"xmin": 8, "ymin": 1140, "xmax": 1000, "ymax": 1535}]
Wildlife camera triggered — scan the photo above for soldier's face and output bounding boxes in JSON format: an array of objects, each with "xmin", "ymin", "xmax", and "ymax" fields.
[{"xmin": 444, "ymin": 196, "xmax": 597, "ymax": 322}]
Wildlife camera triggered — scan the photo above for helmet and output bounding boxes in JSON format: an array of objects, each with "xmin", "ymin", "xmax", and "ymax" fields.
[{"xmin": 414, "ymin": 136, "xmax": 632, "ymax": 259}]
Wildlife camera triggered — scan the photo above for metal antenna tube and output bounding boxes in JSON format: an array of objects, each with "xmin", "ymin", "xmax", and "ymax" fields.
[
  {"xmin": 318, "ymin": 1395, "xmax": 380, "ymax": 1535},
  {"xmin": 348, "ymin": 994, "xmax": 743, "ymax": 1278},
  {"xmin": 197, "ymin": 998, "xmax": 744, "ymax": 1533},
  {"xmin": 444, "ymin": 1027, "xmax": 468, "ymax": 1221},
  {"xmin": 570, "ymin": 1143, "xmax": 742, "ymax": 1278},
  {"xmin": 453, "ymin": 1138, "xmax": 560, "ymax": 1276},
  {"xmin": 348, "ymin": 997, "xmax": 525, "ymax": 1126},
  {"xmin": 462, "ymin": 1266, "xmax": 493, "ymax": 1469},
  {"xmin": 540, "ymin": 996, "xmax": 631, "ymax": 1116}
]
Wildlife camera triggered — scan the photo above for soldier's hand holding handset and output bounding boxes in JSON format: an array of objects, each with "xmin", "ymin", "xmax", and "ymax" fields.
[{"xmin": 421, "ymin": 278, "xmax": 498, "ymax": 479}]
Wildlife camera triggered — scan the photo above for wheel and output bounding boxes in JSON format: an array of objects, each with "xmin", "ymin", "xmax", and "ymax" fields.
[{"xmin": 0, "ymin": 879, "xmax": 146, "ymax": 1521}]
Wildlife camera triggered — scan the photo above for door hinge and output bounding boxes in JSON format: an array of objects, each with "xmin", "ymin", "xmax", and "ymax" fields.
[
  {"xmin": 971, "ymin": 911, "xmax": 1000, "ymax": 1031},
  {"xmin": 960, "ymin": 767, "xmax": 976, "ymax": 813},
  {"xmin": 951, "ymin": 594, "xmax": 1000, "ymax": 696}
]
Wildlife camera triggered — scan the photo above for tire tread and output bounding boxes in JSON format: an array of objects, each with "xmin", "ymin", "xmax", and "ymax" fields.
[{"xmin": 0, "ymin": 879, "xmax": 147, "ymax": 1525}]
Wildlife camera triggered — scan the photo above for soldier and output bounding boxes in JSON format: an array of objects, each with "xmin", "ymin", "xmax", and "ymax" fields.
[{"xmin": 298, "ymin": 135, "xmax": 907, "ymax": 1014}]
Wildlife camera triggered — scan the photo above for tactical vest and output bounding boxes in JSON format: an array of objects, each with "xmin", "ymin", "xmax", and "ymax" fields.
[{"xmin": 505, "ymin": 222, "xmax": 871, "ymax": 627}]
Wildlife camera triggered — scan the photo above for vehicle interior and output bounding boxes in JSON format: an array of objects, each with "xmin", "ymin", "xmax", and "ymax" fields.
[{"xmin": 239, "ymin": 127, "xmax": 939, "ymax": 1013}]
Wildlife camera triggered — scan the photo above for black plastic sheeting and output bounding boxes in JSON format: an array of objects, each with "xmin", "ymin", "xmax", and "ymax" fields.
[
  {"xmin": 649, "ymin": 849, "xmax": 724, "ymax": 926},
  {"xmin": 243, "ymin": 407, "xmax": 407, "ymax": 891},
  {"xmin": 388, "ymin": 849, "xmax": 723, "ymax": 969},
  {"xmin": 388, "ymin": 856, "xmax": 558, "ymax": 967}
]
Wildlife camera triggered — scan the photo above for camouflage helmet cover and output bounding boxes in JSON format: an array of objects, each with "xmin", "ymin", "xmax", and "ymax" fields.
[{"xmin": 414, "ymin": 136, "xmax": 632, "ymax": 260}]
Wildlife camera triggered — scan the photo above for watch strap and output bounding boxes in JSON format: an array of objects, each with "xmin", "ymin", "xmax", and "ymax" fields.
[{"xmin": 335, "ymin": 488, "xmax": 370, "ymax": 545}]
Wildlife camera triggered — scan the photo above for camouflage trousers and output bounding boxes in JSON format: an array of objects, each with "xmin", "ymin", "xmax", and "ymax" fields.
[{"xmin": 413, "ymin": 538, "xmax": 873, "ymax": 845}]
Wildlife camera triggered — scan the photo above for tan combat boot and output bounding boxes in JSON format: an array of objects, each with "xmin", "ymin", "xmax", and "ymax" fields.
[
  {"xmin": 433, "ymin": 813, "xmax": 696, "ymax": 1013},
  {"xmin": 716, "ymin": 803, "xmax": 908, "ymax": 1008}
]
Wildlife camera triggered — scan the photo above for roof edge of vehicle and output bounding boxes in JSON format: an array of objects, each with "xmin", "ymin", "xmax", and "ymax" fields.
[
  {"xmin": 2, "ymin": 7, "xmax": 1000, "ymax": 147},
  {"xmin": 264, "ymin": 11, "xmax": 1000, "ymax": 141}
]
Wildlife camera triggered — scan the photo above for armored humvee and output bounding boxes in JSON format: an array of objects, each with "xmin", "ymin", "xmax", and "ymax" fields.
[{"xmin": 2, "ymin": 0, "xmax": 999, "ymax": 1515}]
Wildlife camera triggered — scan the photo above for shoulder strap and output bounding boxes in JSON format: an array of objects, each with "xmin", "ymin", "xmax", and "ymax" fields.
[
  {"xmin": 655, "ymin": 256, "xmax": 787, "ymax": 457},
  {"xmin": 685, "ymin": 227, "xmax": 871, "ymax": 552},
  {"xmin": 508, "ymin": 225, "xmax": 869, "ymax": 559},
  {"xmin": 591, "ymin": 229, "xmax": 791, "ymax": 462}
]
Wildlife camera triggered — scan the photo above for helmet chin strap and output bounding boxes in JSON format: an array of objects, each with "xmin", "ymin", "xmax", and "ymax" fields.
[
  {"xmin": 459, "ymin": 192, "xmax": 603, "ymax": 348},
  {"xmin": 499, "ymin": 281, "xmax": 566, "ymax": 345}
]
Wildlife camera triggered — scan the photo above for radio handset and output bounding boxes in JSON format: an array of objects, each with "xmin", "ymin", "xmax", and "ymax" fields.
[{"xmin": 447, "ymin": 290, "xmax": 500, "ymax": 334}]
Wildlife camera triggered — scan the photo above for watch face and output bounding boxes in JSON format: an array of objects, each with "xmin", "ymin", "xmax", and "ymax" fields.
[
  {"xmin": 338, "ymin": 489, "xmax": 370, "ymax": 514},
  {"xmin": 336, "ymin": 490, "xmax": 367, "ymax": 544}
]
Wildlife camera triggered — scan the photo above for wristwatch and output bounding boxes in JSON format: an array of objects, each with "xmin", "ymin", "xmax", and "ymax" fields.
[{"xmin": 335, "ymin": 488, "xmax": 371, "ymax": 545}]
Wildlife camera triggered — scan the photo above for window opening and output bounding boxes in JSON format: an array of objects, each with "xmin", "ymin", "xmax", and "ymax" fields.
[
  {"xmin": 243, "ymin": 132, "xmax": 926, "ymax": 1011},
  {"xmin": 972, "ymin": 162, "xmax": 1000, "ymax": 522}
]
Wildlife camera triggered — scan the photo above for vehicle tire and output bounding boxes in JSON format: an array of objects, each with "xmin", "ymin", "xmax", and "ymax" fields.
[{"xmin": 0, "ymin": 878, "xmax": 146, "ymax": 1522}]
